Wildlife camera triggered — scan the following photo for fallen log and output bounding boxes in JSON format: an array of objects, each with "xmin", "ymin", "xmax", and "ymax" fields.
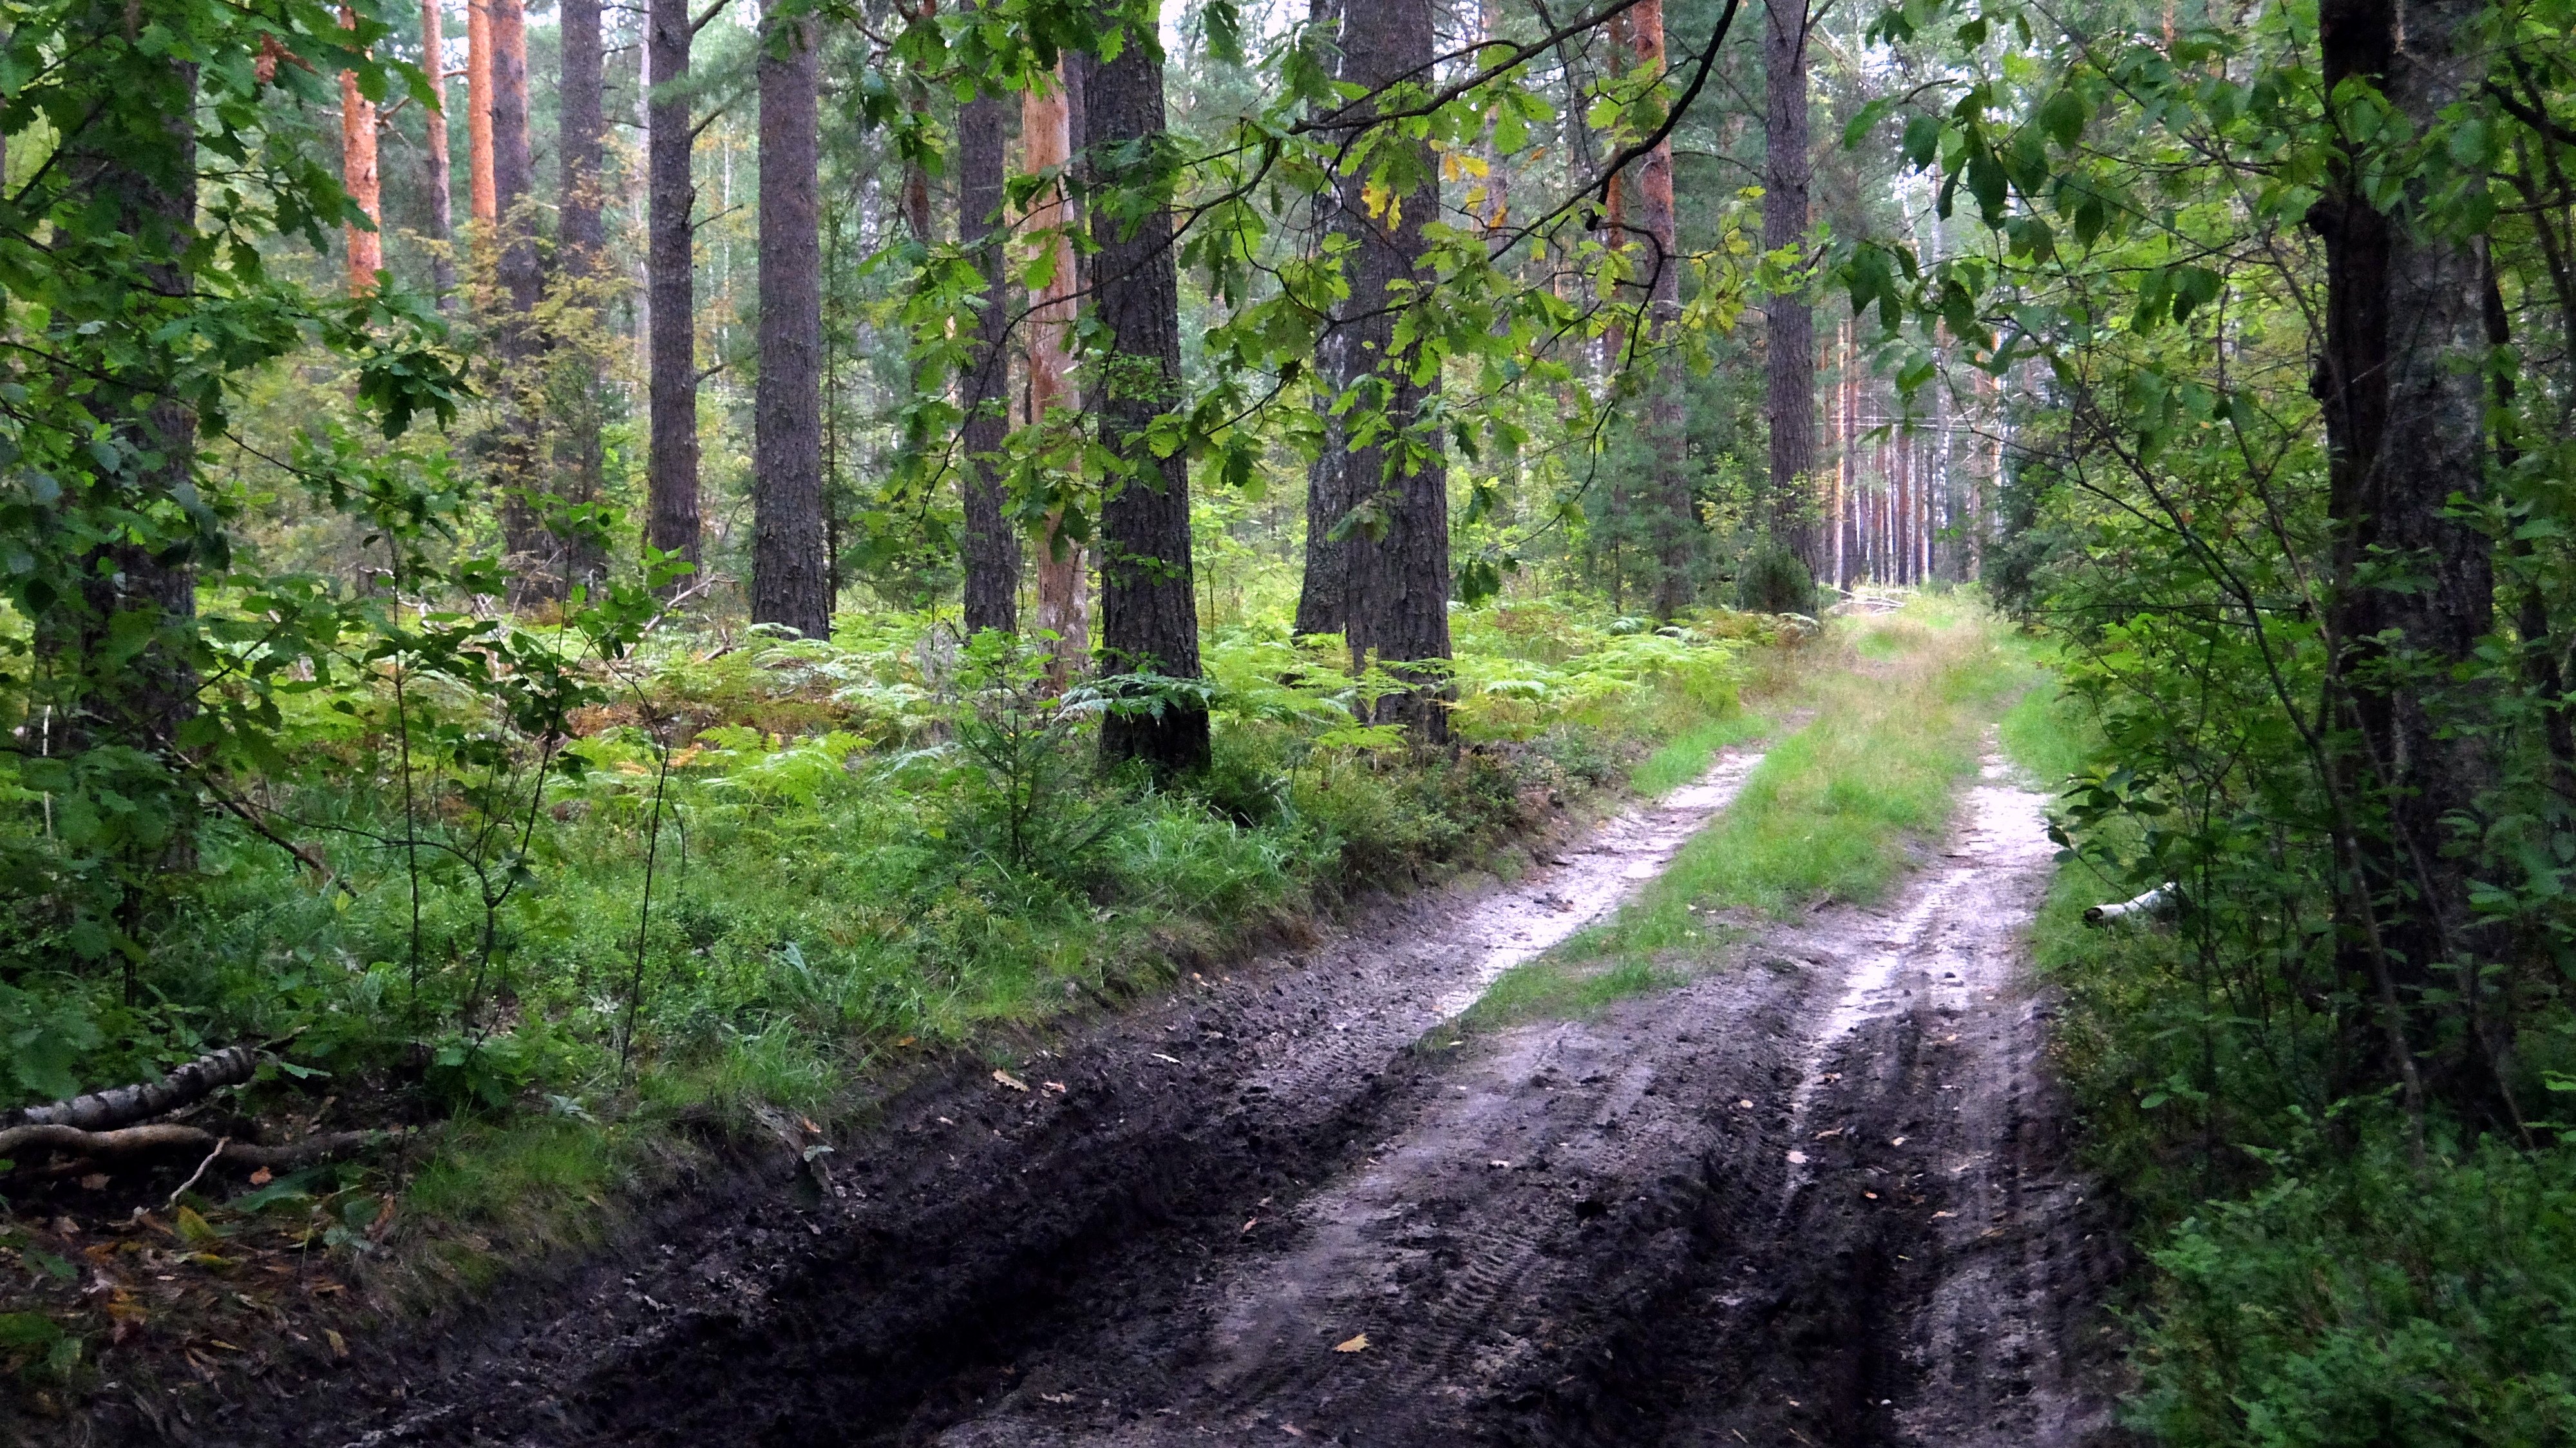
[
  {"xmin": 0, "ymin": 1121, "xmax": 403, "ymax": 1172},
  {"xmin": 2083, "ymin": 882, "xmax": 2179, "ymax": 927},
  {"xmin": 1, "ymin": 1045, "xmax": 258, "ymax": 1132}
]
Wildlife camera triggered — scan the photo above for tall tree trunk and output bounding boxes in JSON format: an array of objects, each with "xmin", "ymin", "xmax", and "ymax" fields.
[
  {"xmin": 1026, "ymin": 62, "xmax": 1088, "ymax": 680},
  {"xmin": 58, "ymin": 44, "xmax": 201, "ymax": 769},
  {"xmin": 488, "ymin": 0, "xmax": 552, "ymax": 604},
  {"xmin": 2313, "ymin": 0, "xmax": 2505, "ymax": 1116},
  {"xmin": 1087, "ymin": 15, "xmax": 1210, "ymax": 776},
  {"xmin": 556, "ymin": 0, "xmax": 608, "ymax": 593},
  {"xmin": 1633, "ymin": 0, "xmax": 1693, "ymax": 618},
  {"xmin": 1298, "ymin": 0, "xmax": 1452, "ymax": 740},
  {"xmin": 421, "ymin": 0, "xmax": 457, "ymax": 305},
  {"xmin": 647, "ymin": 0, "xmax": 701, "ymax": 583},
  {"xmin": 466, "ymin": 0, "xmax": 494, "ymax": 230},
  {"xmin": 339, "ymin": 7, "xmax": 382, "ymax": 296},
  {"xmin": 958, "ymin": 83, "xmax": 1018, "ymax": 634},
  {"xmin": 752, "ymin": 5, "xmax": 829, "ymax": 637},
  {"xmin": 1763, "ymin": 0, "xmax": 1817, "ymax": 567},
  {"xmin": 902, "ymin": 0, "xmax": 935, "ymax": 243}
]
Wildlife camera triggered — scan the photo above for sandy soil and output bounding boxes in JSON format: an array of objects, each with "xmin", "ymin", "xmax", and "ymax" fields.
[{"xmin": 146, "ymin": 740, "xmax": 2128, "ymax": 1448}]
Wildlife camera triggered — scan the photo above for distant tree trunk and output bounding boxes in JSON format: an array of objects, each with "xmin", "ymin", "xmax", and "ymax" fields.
[
  {"xmin": 752, "ymin": 5, "xmax": 830, "ymax": 638},
  {"xmin": 466, "ymin": 0, "xmax": 494, "ymax": 231},
  {"xmin": 1763, "ymin": 0, "xmax": 1817, "ymax": 568},
  {"xmin": 1025, "ymin": 62, "xmax": 1087, "ymax": 681},
  {"xmin": 1293, "ymin": 0, "xmax": 1350, "ymax": 638},
  {"xmin": 339, "ymin": 8, "xmax": 382, "ymax": 296},
  {"xmin": 1633, "ymin": 0, "xmax": 1694, "ymax": 618},
  {"xmin": 420, "ymin": 0, "xmax": 457, "ymax": 305},
  {"xmin": 1833, "ymin": 317, "xmax": 1853, "ymax": 588},
  {"xmin": 487, "ymin": 0, "xmax": 553, "ymax": 605},
  {"xmin": 1087, "ymin": 15, "xmax": 1209, "ymax": 776},
  {"xmin": 958, "ymin": 86, "xmax": 1018, "ymax": 634},
  {"xmin": 902, "ymin": 0, "xmax": 935, "ymax": 243},
  {"xmin": 556, "ymin": 0, "xmax": 608, "ymax": 594},
  {"xmin": 646, "ymin": 0, "xmax": 701, "ymax": 583},
  {"xmin": 2313, "ymin": 0, "xmax": 2504, "ymax": 1118}
]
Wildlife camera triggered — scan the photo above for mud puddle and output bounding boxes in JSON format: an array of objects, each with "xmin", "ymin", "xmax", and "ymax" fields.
[{"xmin": 182, "ymin": 743, "xmax": 1779, "ymax": 1448}]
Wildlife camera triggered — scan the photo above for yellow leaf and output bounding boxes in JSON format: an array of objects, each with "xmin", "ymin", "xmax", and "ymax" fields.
[
  {"xmin": 173, "ymin": 1206, "xmax": 223, "ymax": 1246},
  {"xmin": 992, "ymin": 1070, "xmax": 1029, "ymax": 1092},
  {"xmin": 326, "ymin": 1328, "xmax": 348, "ymax": 1359},
  {"xmin": 1332, "ymin": 1333, "xmax": 1370, "ymax": 1353}
]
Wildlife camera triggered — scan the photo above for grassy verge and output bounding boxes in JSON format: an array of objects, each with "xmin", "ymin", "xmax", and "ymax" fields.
[
  {"xmin": 1998, "ymin": 638, "xmax": 2576, "ymax": 1445},
  {"xmin": 2, "ymin": 600, "xmax": 1810, "ymax": 1383},
  {"xmin": 1457, "ymin": 597, "xmax": 2041, "ymax": 1031}
]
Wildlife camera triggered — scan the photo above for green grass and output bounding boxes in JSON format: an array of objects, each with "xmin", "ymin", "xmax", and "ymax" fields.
[
  {"xmin": 1461, "ymin": 597, "xmax": 2041, "ymax": 1030},
  {"xmin": 1631, "ymin": 710, "xmax": 1773, "ymax": 796}
]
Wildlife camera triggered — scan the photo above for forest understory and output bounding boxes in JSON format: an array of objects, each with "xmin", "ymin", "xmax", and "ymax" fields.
[{"xmin": 44, "ymin": 608, "xmax": 2135, "ymax": 1448}]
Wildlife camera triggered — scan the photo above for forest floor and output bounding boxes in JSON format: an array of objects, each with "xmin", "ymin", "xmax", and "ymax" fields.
[{"xmin": 68, "ymin": 612, "xmax": 2136, "ymax": 1447}]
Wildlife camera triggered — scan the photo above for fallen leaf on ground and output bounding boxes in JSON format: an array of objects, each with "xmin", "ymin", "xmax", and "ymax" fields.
[
  {"xmin": 1040, "ymin": 1392, "xmax": 1077, "ymax": 1404},
  {"xmin": 326, "ymin": 1329, "xmax": 348, "ymax": 1359},
  {"xmin": 1890, "ymin": 1136, "xmax": 1907, "ymax": 1146},
  {"xmin": 1488, "ymin": 1159, "xmax": 1512, "ymax": 1169},
  {"xmin": 1785, "ymin": 1150, "xmax": 1807, "ymax": 1165},
  {"xmin": 1863, "ymin": 1191, "xmax": 1879, "ymax": 1200},
  {"xmin": 992, "ymin": 1070, "xmax": 1030, "ymax": 1092},
  {"xmin": 1736, "ymin": 1100, "xmax": 1754, "ymax": 1110},
  {"xmin": 1931, "ymin": 1210, "xmax": 1955, "ymax": 1219},
  {"xmin": 79, "ymin": 1174, "xmax": 108, "ymax": 1190},
  {"xmin": 1043, "ymin": 1081, "xmax": 1067, "ymax": 1093},
  {"xmin": 1242, "ymin": 1219, "xmax": 1259, "ymax": 1233},
  {"xmin": 248, "ymin": 1167, "xmax": 272, "ymax": 1186},
  {"xmin": 1151, "ymin": 1053, "xmax": 1182, "ymax": 1065},
  {"xmin": 1333, "ymin": 1333, "xmax": 1370, "ymax": 1353}
]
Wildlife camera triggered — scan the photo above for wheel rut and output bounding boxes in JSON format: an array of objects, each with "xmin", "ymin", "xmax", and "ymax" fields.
[{"xmin": 196, "ymin": 736, "xmax": 2127, "ymax": 1448}]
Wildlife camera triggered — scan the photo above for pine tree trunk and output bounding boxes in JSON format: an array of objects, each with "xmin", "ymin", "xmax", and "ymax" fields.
[
  {"xmin": 958, "ymin": 84, "xmax": 1018, "ymax": 634},
  {"xmin": 1633, "ymin": 0, "xmax": 1694, "ymax": 618},
  {"xmin": 2313, "ymin": 0, "xmax": 2503, "ymax": 1116},
  {"xmin": 58, "ymin": 47, "xmax": 201, "ymax": 767},
  {"xmin": 1763, "ymin": 0, "xmax": 1817, "ymax": 568},
  {"xmin": 466, "ymin": 0, "xmax": 494, "ymax": 230},
  {"xmin": 339, "ymin": 7, "xmax": 381, "ymax": 296},
  {"xmin": 420, "ymin": 0, "xmax": 456, "ymax": 306},
  {"xmin": 646, "ymin": 0, "xmax": 701, "ymax": 584},
  {"xmin": 488, "ymin": 0, "xmax": 554, "ymax": 605},
  {"xmin": 1293, "ymin": 0, "xmax": 1350, "ymax": 640},
  {"xmin": 751, "ymin": 6, "xmax": 830, "ymax": 638},
  {"xmin": 1026, "ymin": 64, "xmax": 1088, "ymax": 680},
  {"xmin": 1300, "ymin": 0, "xmax": 1451, "ymax": 739},
  {"xmin": 1087, "ymin": 17, "xmax": 1209, "ymax": 776},
  {"xmin": 556, "ymin": 0, "xmax": 608, "ymax": 593}
]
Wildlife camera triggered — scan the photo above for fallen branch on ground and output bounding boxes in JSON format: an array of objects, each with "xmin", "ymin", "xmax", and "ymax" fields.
[
  {"xmin": 2084, "ymin": 882, "xmax": 2179, "ymax": 926},
  {"xmin": 1, "ymin": 1046, "xmax": 258, "ymax": 1132},
  {"xmin": 0, "ymin": 1123, "xmax": 403, "ymax": 1172}
]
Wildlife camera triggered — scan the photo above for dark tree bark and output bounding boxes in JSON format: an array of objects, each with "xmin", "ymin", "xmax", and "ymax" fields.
[
  {"xmin": 1633, "ymin": 0, "xmax": 1694, "ymax": 618},
  {"xmin": 59, "ymin": 46, "xmax": 200, "ymax": 764},
  {"xmin": 2312, "ymin": 0, "xmax": 2506, "ymax": 1118},
  {"xmin": 958, "ymin": 86, "xmax": 1019, "ymax": 634},
  {"xmin": 1298, "ymin": 0, "xmax": 1452, "ymax": 740},
  {"xmin": 420, "ymin": 0, "xmax": 457, "ymax": 306},
  {"xmin": 647, "ymin": 0, "xmax": 701, "ymax": 582},
  {"xmin": 1086, "ymin": 21, "xmax": 1209, "ymax": 776},
  {"xmin": 488, "ymin": 0, "xmax": 553, "ymax": 605},
  {"xmin": 1762, "ymin": 0, "xmax": 1817, "ymax": 569},
  {"xmin": 752, "ymin": 5, "xmax": 830, "ymax": 638},
  {"xmin": 555, "ymin": 0, "xmax": 609, "ymax": 593}
]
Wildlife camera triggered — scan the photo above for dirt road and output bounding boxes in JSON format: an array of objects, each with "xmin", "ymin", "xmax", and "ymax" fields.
[{"xmin": 199, "ymin": 739, "xmax": 2126, "ymax": 1448}]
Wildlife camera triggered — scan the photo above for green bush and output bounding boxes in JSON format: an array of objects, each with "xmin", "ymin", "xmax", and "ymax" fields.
[
  {"xmin": 2132, "ymin": 1131, "xmax": 2576, "ymax": 1447},
  {"xmin": 1734, "ymin": 545, "xmax": 1815, "ymax": 615}
]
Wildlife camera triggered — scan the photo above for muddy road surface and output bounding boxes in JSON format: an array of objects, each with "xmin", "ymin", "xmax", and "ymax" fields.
[{"xmin": 195, "ymin": 743, "xmax": 2126, "ymax": 1448}]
